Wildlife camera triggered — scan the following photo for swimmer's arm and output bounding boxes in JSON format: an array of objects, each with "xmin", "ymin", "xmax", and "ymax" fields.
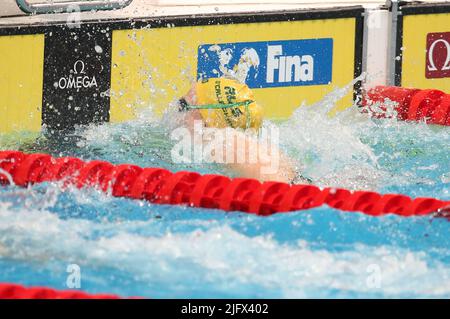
[{"xmin": 223, "ymin": 131, "xmax": 300, "ymax": 184}]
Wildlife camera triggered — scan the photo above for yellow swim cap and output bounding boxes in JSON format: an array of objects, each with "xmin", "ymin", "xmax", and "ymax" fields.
[{"xmin": 194, "ymin": 78, "xmax": 262, "ymax": 130}]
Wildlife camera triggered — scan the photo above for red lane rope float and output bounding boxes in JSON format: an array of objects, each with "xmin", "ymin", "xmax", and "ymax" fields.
[
  {"xmin": 362, "ymin": 86, "xmax": 450, "ymax": 125},
  {"xmin": 1, "ymin": 150, "xmax": 449, "ymax": 217},
  {"xmin": 0, "ymin": 283, "xmax": 119, "ymax": 299}
]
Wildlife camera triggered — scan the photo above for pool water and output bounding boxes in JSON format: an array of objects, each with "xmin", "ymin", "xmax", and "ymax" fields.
[{"xmin": 0, "ymin": 87, "xmax": 449, "ymax": 298}]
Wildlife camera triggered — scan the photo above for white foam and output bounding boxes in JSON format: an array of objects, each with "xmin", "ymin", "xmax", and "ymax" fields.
[{"xmin": 0, "ymin": 201, "xmax": 449, "ymax": 297}]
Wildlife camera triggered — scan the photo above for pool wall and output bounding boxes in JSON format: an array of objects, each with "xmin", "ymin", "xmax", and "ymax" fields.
[{"xmin": 0, "ymin": 1, "xmax": 449, "ymax": 133}]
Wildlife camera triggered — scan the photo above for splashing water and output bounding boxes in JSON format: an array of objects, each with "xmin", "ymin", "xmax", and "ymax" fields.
[
  {"xmin": 0, "ymin": 81, "xmax": 449, "ymax": 298},
  {"xmin": 278, "ymin": 77, "xmax": 382, "ymax": 189}
]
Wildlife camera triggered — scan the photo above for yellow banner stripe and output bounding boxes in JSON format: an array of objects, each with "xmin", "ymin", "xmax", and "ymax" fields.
[{"xmin": 0, "ymin": 34, "xmax": 44, "ymax": 133}]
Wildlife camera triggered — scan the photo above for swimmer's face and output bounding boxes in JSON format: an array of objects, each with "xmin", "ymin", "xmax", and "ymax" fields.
[
  {"xmin": 183, "ymin": 84, "xmax": 198, "ymax": 105},
  {"xmin": 182, "ymin": 109, "xmax": 203, "ymax": 128},
  {"xmin": 179, "ymin": 83, "xmax": 205, "ymax": 128}
]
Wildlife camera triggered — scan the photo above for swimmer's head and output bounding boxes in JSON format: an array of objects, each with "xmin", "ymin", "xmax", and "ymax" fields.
[{"xmin": 179, "ymin": 77, "xmax": 262, "ymax": 131}]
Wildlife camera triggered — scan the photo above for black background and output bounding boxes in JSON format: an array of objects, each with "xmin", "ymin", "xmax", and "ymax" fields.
[{"xmin": 0, "ymin": 299, "xmax": 446, "ymax": 317}]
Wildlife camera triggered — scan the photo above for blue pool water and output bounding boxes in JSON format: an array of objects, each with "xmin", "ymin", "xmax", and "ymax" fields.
[{"xmin": 0, "ymin": 90, "xmax": 449, "ymax": 298}]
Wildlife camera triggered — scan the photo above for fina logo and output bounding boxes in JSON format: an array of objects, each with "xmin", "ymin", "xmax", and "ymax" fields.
[
  {"xmin": 197, "ymin": 38, "xmax": 333, "ymax": 88},
  {"xmin": 266, "ymin": 45, "xmax": 314, "ymax": 83}
]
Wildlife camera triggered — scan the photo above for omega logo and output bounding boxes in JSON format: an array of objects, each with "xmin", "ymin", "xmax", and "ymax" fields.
[
  {"xmin": 427, "ymin": 39, "xmax": 450, "ymax": 71},
  {"xmin": 425, "ymin": 32, "xmax": 450, "ymax": 79}
]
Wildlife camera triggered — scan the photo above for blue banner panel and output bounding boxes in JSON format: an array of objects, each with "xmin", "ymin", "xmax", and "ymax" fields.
[{"xmin": 197, "ymin": 38, "xmax": 333, "ymax": 88}]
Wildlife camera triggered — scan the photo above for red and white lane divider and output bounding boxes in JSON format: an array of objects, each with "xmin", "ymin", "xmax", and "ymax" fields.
[
  {"xmin": 0, "ymin": 283, "xmax": 119, "ymax": 299},
  {"xmin": 1, "ymin": 150, "xmax": 449, "ymax": 217},
  {"xmin": 362, "ymin": 86, "xmax": 450, "ymax": 125}
]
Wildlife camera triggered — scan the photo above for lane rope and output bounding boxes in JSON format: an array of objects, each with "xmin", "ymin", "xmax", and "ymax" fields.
[
  {"xmin": 0, "ymin": 283, "xmax": 119, "ymax": 299},
  {"xmin": 1, "ymin": 150, "xmax": 449, "ymax": 217},
  {"xmin": 362, "ymin": 86, "xmax": 450, "ymax": 125}
]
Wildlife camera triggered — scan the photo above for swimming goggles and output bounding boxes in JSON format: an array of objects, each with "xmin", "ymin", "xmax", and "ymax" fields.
[{"xmin": 178, "ymin": 98, "xmax": 254, "ymax": 129}]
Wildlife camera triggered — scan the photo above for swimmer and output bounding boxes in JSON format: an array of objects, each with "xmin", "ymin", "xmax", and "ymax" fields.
[{"xmin": 177, "ymin": 77, "xmax": 309, "ymax": 184}]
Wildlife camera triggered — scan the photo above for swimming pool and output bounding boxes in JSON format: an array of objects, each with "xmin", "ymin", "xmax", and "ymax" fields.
[{"xmin": 1, "ymin": 90, "xmax": 449, "ymax": 298}]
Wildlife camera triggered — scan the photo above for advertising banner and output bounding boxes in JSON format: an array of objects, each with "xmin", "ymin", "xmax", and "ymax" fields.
[{"xmin": 396, "ymin": 3, "xmax": 450, "ymax": 91}]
